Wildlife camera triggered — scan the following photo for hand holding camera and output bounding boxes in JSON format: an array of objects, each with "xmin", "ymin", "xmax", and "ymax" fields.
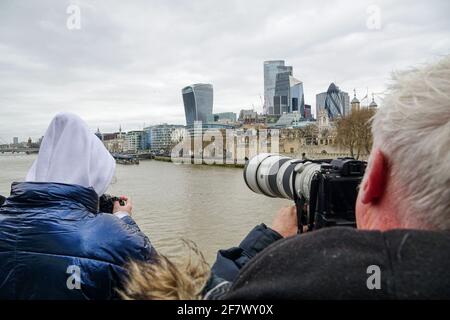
[
  {"xmin": 271, "ymin": 206, "xmax": 298, "ymax": 238},
  {"xmin": 113, "ymin": 196, "xmax": 132, "ymax": 216},
  {"xmin": 99, "ymin": 194, "xmax": 132, "ymax": 216}
]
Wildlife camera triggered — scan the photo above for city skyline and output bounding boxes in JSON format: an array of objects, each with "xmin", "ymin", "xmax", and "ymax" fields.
[{"xmin": 1, "ymin": 0, "xmax": 450, "ymax": 141}]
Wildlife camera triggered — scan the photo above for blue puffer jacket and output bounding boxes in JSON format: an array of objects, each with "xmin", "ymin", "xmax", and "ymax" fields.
[{"xmin": 0, "ymin": 182, "xmax": 155, "ymax": 300}]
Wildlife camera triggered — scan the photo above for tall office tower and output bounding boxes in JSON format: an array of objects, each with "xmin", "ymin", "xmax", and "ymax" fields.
[
  {"xmin": 273, "ymin": 71, "xmax": 291, "ymax": 115},
  {"xmin": 182, "ymin": 84, "xmax": 214, "ymax": 126},
  {"xmin": 273, "ymin": 74, "xmax": 305, "ymax": 116},
  {"xmin": 289, "ymin": 76, "xmax": 305, "ymax": 116},
  {"xmin": 263, "ymin": 60, "xmax": 293, "ymax": 115},
  {"xmin": 342, "ymin": 91, "xmax": 350, "ymax": 116},
  {"xmin": 315, "ymin": 92, "xmax": 328, "ymax": 119},
  {"xmin": 304, "ymin": 104, "xmax": 312, "ymax": 119},
  {"xmin": 316, "ymin": 83, "xmax": 350, "ymax": 120}
]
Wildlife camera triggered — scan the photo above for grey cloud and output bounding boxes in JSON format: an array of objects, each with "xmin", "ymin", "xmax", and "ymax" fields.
[{"xmin": 0, "ymin": 0, "xmax": 449, "ymax": 142}]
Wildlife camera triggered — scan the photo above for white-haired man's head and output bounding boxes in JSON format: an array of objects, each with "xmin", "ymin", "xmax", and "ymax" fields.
[{"xmin": 356, "ymin": 56, "xmax": 450, "ymax": 231}]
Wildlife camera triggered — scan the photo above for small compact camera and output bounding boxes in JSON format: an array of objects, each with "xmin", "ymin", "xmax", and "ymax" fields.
[{"xmin": 99, "ymin": 194, "xmax": 125, "ymax": 213}]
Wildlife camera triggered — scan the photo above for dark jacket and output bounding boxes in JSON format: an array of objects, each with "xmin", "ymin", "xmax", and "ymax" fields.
[
  {"xmin": 204, "ymin": 224, "xmax": 282, "ymax": 299},
  {"xmin": 210, "ymin": 226, "xmax": 450, "ymax": 299},
  {"xmin": 211, "ymin": 224, "xmax": 283, "ymax": 282},
  {"xmin": 0, "ymin": 182, "xmax": 154, "ymax": 300}
]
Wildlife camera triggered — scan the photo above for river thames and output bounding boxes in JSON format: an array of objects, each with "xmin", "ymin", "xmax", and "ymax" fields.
[{"xmin": 0, "ymin": 154, "xmax": 290, "ymax": 263}]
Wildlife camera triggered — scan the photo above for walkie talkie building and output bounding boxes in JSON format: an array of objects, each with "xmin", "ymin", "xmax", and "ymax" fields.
[{"xmin": 182, "ymin": 84, "xmax": 214, "ymax": 126}]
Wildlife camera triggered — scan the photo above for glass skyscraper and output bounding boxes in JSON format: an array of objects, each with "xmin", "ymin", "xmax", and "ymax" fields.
[
  {"xmin": 289, "ymin": 76, "xmax": 305, "ymax": 116},
  {"xmin": 273, "ymin": 73, "xmax": 304, "ymax": 116},
  {"xmin": 316, "ymin": 83, "xmax": 349, "ymax": 120},
  {"xmin": 273, "ymin": 71, "xmax": 291, "ymax": 115},
  {"xmin": 264, "ymin": 60, "xmax": 293, "ymax": 115},
  {"xmin": 182, "ymin": 84, "xmax": 214, "ymax": 126}
]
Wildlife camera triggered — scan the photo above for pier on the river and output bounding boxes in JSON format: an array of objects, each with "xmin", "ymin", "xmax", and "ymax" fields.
[{"xmin": 0, "ymin": 147, "xmax": 39, "ymax": 154}]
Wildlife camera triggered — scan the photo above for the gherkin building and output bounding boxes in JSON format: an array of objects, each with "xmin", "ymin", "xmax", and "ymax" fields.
[{"xmin": 324, "ymin": 83, "xmax": 349, "ymax": 120}]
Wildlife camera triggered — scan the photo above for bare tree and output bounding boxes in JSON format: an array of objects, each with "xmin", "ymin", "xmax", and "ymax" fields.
[{"xmin": 336, "ymin": 108, "xmax": 376, "ymax": 159}]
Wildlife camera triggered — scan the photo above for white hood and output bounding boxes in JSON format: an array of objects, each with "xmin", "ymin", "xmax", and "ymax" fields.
[{"xmin": 26, "ymin": 112, "xmax": 116, "ymax": 196}]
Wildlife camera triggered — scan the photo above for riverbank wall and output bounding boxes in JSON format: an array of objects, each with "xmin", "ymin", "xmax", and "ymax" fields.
[{"xmin": 153, "ymin": 156, "xmax": 245, "ymax": 168}]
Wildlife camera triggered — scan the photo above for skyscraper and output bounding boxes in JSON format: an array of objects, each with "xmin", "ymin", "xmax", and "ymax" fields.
[
  {"xmin": 316, "ymin": 83, "xmax": 349, "ymax": 120},
  {"xmin": 289, "ymin": 76, "xmax": 305, "ymax": 116},
  {"xmin": 273, "ymin": 71, "xmax": 291, "ymax": 115},
  {"xmin": 315, "ymin": 92, "xmax": 327, "ymax": 119},
  {"xmin": 343, "ymin": 91, "xmax": 350, "ymax": 116},
  {"xmin": 273, "ymin": 74, "xmax": 305, "ymax": 116},
  {"xmin": 304, "ymin": 104, "xmax": 312, "ymax": 119},
  {"xmin": 182, "ymin": 84, "xmax": 214, "ymax": 126},
  {"xmin": 264, "ymin": 60, "xmax": 293, "ymax": 115}
]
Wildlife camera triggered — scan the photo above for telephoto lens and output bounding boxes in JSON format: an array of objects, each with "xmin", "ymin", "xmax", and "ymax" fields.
[
  {"xmin": 243, "ymin": 153, "xmax": 321, "ymax": 201},
  {"xmin": 244, "ymin": 153, "xmax": 366, "ymax": 230}
]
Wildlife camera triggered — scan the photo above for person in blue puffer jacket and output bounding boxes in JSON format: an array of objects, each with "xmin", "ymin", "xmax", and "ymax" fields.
[{"xmin": 0, "ymin": 112, "xmax": 155, "ymax": 300}]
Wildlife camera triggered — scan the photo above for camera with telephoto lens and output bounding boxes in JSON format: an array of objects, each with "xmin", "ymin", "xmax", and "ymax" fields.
[
  {"xmin": 243, "ymin": 153, "xmax": 367, "ymax": 232},
  {"xmin": 99, "ymin": 194, "xmax": 125, "ymax": 213}
]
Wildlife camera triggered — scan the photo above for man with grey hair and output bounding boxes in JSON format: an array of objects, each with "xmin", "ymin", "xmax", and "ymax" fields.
[
  {"xmin": 208, "ymin": 56, "xmax": 450, "ymax": 299},
  {"xmin": 361, "ymin": 56, "xmax": 450, "ymax": 230}
]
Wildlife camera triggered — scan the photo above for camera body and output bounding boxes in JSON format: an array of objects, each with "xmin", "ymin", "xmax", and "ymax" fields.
[
  {"xmin": 298, "ymin": 158, "xmax": 366, "ymax": 231},
  {"xmin": 244, "ymin": 154, "xmax": 366, "ymax": 232},
  {"xmin": 99, "ymin": 194, "xmax": 124, "ymax": 213}
]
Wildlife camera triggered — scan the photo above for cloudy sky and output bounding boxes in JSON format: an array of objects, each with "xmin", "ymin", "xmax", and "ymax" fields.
[{"xmin": 0, "ymin": 0, "xmax": 449, "ymax": 142}]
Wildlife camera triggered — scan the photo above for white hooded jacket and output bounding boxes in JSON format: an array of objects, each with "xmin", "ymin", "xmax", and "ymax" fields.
[{"xmin": 25, "ymin": 112, "xmax": 116, "ymax": 196}]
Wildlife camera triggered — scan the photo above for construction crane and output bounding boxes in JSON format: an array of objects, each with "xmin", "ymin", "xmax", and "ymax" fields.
[
  {"xmin": 360, "ymin": 87, "xmax": 370, "ymax": 105},
  {"xmin": 360, "ymin": 89, "xmax": 384, "ymax": 107}
]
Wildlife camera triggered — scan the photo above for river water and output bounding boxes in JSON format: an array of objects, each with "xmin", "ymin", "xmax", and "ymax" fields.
[{"xmin": 0, "ymin": 154, "xmax": 290, "ymax": 263}]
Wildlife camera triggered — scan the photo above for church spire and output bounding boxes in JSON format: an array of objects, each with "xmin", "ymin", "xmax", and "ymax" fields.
[
  {"xmin": 369, "ymin": 93, "xmax": 378, "ymax": 108},
  {"xmin": 351, "ymin": 88, "xmax": 360, "ymax": 112}
]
